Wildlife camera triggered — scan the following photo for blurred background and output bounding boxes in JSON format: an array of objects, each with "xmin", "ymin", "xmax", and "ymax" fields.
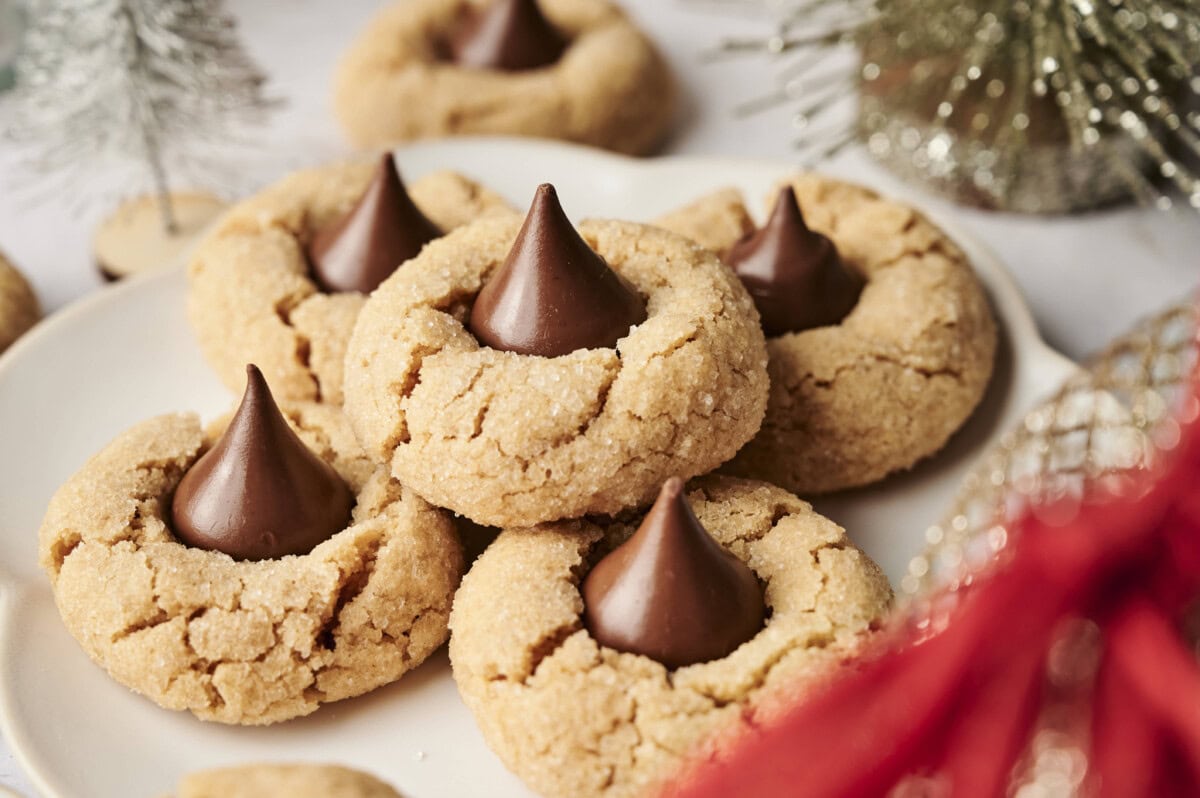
[{"xmin": 0, "ymin": 0, "xmax": 1196, "ymax": 360}]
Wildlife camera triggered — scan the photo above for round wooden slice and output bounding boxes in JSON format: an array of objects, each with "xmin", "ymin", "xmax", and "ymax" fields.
[{"xmin": 94, "ymin": 193, "xmax": 228, "ymax": 281}]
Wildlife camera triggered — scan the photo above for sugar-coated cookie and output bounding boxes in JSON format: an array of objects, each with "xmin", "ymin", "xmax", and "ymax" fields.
[
  {"xmin": 343, "ymin": 211, "xmax": 769, "ymax": 528},
  {"xmin": 449, "ymin": 476, "xmax": 892, "ymax": 798},
  {"xmin": 173, "ymin": 763, "xmax": 401, "ymax": 798},
  {"xmin": 333, "ymin": 0, "xmax": 675, "ymax": 155},
  {"xmin": 656, "ymin": 175, "xmax": 997, "ymax": 494},
  {"xmin": 652, "ymin": 187, "xmax": 755, "ymax": 258},
  {"xmin": 0, "ymin": 250, "xmax": 40, "ymax": 354},
  {"xmin": 187, "ymin": 159, "xmax": 513, "ymax": 405},
  {"xmin": 39, "ymin": 404, "xmax": 463, "ymax": 725}
]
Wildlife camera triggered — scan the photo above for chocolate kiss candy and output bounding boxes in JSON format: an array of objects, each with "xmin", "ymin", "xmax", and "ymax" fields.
[
  {"xmin": 307, "ymin": 153, "xmax": 442, "ymax": 294},
  {"xmin": 171, "ymin": 365, "xmax": 355, "ymax": 561},
  {"xmin": 582, "ymin": 477, "xmax": 766, "ymax": 669},
  {"xmin": 726, "ymin": 186, "xmax": 865, "ymax": 337},
  {"xmin": 450, "ymin": 0, "xmax": 568, "ymax": 72},
  {"xmin": 468, "ymin": 183, "xmax": 646, "ymax": 356}
]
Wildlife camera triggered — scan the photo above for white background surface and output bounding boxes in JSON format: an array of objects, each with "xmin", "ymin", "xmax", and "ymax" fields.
[{"xmin": 0, "ymin": 1, "xmax": 1196, "ymax": 795}]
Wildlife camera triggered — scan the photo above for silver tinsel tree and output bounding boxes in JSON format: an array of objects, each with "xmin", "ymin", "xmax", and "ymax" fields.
[
  {"xmin": 695, "ymin": 0, "xmax": 1200, "ymax": 214},
  {"xmin": 1, "ymin": 0, "xmax": 278, "ymax": 230},
  {"xmin": 0, "ymin": 1, "xmax": 24, "ymax": 90}
]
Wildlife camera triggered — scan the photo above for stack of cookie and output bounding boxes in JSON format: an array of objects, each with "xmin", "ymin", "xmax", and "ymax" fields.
[{"xmin": 37, "ymin": 142, "xmax": 995, "ymax": 796}]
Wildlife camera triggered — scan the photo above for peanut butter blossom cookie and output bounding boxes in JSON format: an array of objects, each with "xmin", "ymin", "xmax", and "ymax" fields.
[
  {"xmin": 173, "ymin": 764, "xmax": 402, "ymax": 798},
  {"xmin": 656, "ymin": 176, "xmax": 997, "ymax": 494},
  {"xmin": 39, "ymin": 366, "xmax": 463, "ymax": 724},
  {"xmin": 343, "ymin": 184, "xmax": 769, "ymax": 527},
  {"xmin": 449, "ymin": 476, "xmax": 892, "ymax": 798},
  {"xmin": 187, "ymin": 155, "xmax": 513, "ymax": 405},
  {"xmin": 333, "ymin": 0, "xmax": 676, "ymax": 155},
  {"xmin": 0, "ymin": 250, "xmax": 40, "ymax": 354}
]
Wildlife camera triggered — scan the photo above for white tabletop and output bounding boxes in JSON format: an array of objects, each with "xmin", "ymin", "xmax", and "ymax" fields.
[{"xmin": 1, "ymin": 1, "xmax": 1196, "ymax": 795}]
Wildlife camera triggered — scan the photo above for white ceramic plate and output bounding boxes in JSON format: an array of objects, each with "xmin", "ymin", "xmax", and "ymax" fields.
[{"xmin": 0, "ymin": 138, "xmax": 1078, "ymax": 798}]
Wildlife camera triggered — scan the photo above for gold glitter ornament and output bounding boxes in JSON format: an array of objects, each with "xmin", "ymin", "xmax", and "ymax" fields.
[
  {"xmin": 698, "ymin": 0, "xmax": 1200, "ymax": 213},
  {"xmin": 858, "ymin": 0, "xmax": 1194, "ymax": 212},
  {"xmin": 907, "ymin": 298, "xmax": 1200, "ymax": 601}
]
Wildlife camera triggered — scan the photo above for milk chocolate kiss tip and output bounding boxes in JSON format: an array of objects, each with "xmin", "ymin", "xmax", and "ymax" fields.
[
  {"xmin": 467, "ymin": 183, "xmax": 647, "ymax": 357},
  {"xmin": 727, "ymin": 185, "xmax": 865, "ymax": 337},
  {"xmin": 449, "ymin": 0, "xmax": 567, "ymax": 72},
  {"xmin": 307, "ymin": 153, "xmax": 441, "ymax": 295},
  {"xmin": 170, "ymin": 364, "xmax": 355, "ymax": 562},
  {"xmin": 581, "ymin": 477, "xmax": 766, "ymax": 669}
]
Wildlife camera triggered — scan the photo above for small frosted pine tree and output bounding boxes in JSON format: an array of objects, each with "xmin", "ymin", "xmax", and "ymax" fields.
[{"xmin": 1, "ymin": 0, "xmax": 278, "ymax": 230}]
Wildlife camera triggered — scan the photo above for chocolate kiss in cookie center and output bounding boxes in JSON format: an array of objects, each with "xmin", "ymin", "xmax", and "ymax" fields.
[
  {"xmin": 726, "ymin": 186, "xmax": 865, "ymax": 338},
  {"xmin": 171, "ymin": 365, "xmax": 355, "ymax": 561},
  {"xmin": 307, "ymin": 153, "xmax": 441, "ymax": 295},
  {"xmin": 449, "ymin": 0, "xmax": 567, "ymax": 72},
  {"xmin": 582, "ymin": 477, "xmax": 766, "ymax": 669},
  {"xmin": 468, "ymin": 183, "xmax": 647, "ymax": 357}
]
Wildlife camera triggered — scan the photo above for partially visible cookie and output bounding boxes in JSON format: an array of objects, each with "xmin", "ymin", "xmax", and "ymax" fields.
[
  {"xmin": 39, "ymin": 404, "xmax": 463, "ymax": 725},
  {"xmin": 187, "ymin": 159, "xmax": 513, "ymax": 405},
  {"xmin": 655, "ymin": 176, "xmax": 997, "ymax": 494},
  {"xmin": 449, "ymin": 476, "xmax": 892, "ymax": 798},
  {"xmin": 0, "ymin": 250, "xmax": 40, "ymax": 354},
  {"xmin": 333, "ymin": 0, "xmax": 675, "ymax": 155},
  {"xmin": 343, "ymin": 213, "xmax": 769, "ymax": 527},
  {"xmin": 651, "ymin": 188, "xmax": 755, "ymax": 258},
  {"xmin": 174, "ymin": 764, "xmax": 401, "ymax": 798}
]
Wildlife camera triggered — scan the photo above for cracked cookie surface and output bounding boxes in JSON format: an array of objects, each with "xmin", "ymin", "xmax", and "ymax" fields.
[
  {"xmin": 333, "ymin": 0, "xmax": 675, "ymax": 155},
  {"xmin": 343, "ymin": 216, "xmax": 770, "ymax": 528},
  {"xmin": 655, "ymin": 175, "xmax": 997, "ymax": 494},
  {"xmin": 174, "ymin": 763, "xmax": 402, "ymax": 798},
  {"xmin": 38, "ymin": 405, "xmax": 464, "ymax": 725},
  {"xmin": 187, "ymin": 159, "xmax": 514, "ymax": 405},
  {"xmin": 0, "ymin": 250, "xmax": 40, "ymax": 354},
  {"xmin": 449, "ymin": 476, "xmax": 892, "ymax": 798}
]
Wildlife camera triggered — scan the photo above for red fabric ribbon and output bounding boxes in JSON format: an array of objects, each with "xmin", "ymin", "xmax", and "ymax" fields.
[{"xmin": 666, "ymin": 388, "xmax": 1200, "ymax": 797}]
